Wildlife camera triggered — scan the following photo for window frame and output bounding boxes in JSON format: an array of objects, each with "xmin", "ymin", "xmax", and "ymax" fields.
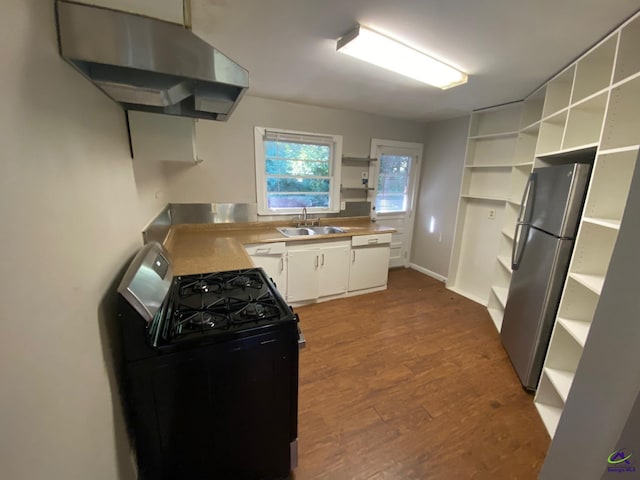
[{"xmin": 254, "ymin": 126, "xmax": 343, "ymax": 215}]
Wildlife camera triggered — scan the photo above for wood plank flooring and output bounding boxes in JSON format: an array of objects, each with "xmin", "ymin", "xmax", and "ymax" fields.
[{"xmin": 292, "ymin": 268, "xmax": 550, "ymax": 480}]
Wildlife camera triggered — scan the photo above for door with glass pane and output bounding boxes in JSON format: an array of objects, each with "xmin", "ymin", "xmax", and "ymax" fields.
[{"xmin": 370, "ymin": 139, "xmax": 423, "ymax": 268}]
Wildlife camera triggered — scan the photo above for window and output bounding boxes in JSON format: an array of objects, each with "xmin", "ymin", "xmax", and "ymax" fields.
[
  {"xmin": 255, "ymin": 127, "xmax": 342, "ymax": 215},
  {"xmin": 376, "ymin": 154, "xmax": 412, "ymax": 213}
]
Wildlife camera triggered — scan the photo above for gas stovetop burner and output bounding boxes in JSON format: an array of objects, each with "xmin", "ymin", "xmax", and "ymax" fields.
[
  {"xmin": 224, "ymin": 273, "xmax": 263, "ymax": 290},
  {"xmin": 173, "ymin": 309, "xmax": 229, "ymax": 334},
  {"xmin": 163, "ymin": 268, "xmax": 291, "ymax": 343}
]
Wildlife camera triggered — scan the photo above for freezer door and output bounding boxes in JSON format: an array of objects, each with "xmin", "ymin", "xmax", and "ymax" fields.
[
  {"xmin": 529, "ymin": 163, "xmax": 591, "ymax": 238},
  {"xmin": 500, "ymin": 227, "xmax": 574, "ymax": 390}
]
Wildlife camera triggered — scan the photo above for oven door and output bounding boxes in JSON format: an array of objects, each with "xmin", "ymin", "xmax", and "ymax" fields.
[{"xmin": 126, "ymin": 324, "xmax": 298, "ymax": 480}]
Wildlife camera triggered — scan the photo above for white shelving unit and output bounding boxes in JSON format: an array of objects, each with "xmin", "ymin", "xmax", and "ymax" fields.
[
  {"xmin": 533, "ymin": 15, "xmax": 640, "ymax": 438},
  {"xmin": 340, "ymin": 156, "xmax": 376, "ymax": 203},
  {"xmin": 447, "ymin": 103, "xmax": 522, "ymax": 306},
  {"xmin": 479, "ymin": 89, "xmax": 545, "ymax": 331},
  {"xmin": 444, "ymin": 10, "xmax": 640, "ymax": 439}
]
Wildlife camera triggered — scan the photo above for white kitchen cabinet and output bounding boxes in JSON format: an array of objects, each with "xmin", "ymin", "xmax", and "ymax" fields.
[
  {"xmin": 128, "ymin": 111, "xmax": 200, "ymax": 163},
  {"xmin": 348, "ymin": 234, "xmax": 392, "ymax": 291},
  {"xmin": 286, "ymin": 241, "xmax": 350, "ymax": 302},
  {"xmin": 75, "ymin": 0, "xmax": 186, "ymax": 24},
  {"xmin": 244, "ymin": 242, "xmax": 287, "ymax": 296}
]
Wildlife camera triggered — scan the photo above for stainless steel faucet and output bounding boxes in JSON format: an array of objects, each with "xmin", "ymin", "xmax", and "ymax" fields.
[{"xmin": 302, "ymin": 207, "xmax": 308, "ymax": 223}]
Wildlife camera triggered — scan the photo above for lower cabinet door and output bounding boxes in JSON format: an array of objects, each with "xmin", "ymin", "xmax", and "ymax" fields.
[
  {"xmin": 319, "ymin": 244, "xmax": 350, "ymax": 297},
  {"xmin": 250, "ymin": 254, "xmax": 287, "ymax": 296},
  {"xmin": 286, "ymin": 248, "xmax": 320, "ymax": 302},
  {"xmin": 348, "ymin": 246, "xmax": 391, "ymax": 291}
]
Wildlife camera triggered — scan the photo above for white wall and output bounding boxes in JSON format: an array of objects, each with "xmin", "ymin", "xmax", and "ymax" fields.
[
  {"xmin": 410, "ymin": 116, "xmax": 469, "ymax": 279},
  {"xmin": 164, "ymin": 96, "xmax": 428, "ymax": 203},
  {"xmin": 0, "ymin": 2, "xmax": 166, "ymax": 478}
]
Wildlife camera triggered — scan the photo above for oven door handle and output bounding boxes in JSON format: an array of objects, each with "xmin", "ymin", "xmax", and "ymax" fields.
[{"xmin": 297, "ymin": 326, "xmax": 306, "ymax": 350}]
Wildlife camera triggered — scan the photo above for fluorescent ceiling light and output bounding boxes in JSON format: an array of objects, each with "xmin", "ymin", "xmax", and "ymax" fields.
[{"xmin": 337, "ymin": 25, "xmax": 468, "ymax": 90}]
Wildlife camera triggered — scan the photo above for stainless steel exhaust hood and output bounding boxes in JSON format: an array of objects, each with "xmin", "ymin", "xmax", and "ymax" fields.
[{"xmin": 55, "ymin": 1, "xmax": 249, "ymax": 121}]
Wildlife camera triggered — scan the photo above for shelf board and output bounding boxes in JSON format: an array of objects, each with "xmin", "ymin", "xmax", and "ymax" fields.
[
  {"xmin": 502, "ymin": 228, "xmax": 515, "ymax": 241},
  {"xmin": 544, "ymin": 367, "xmax": 575, "ymax": 403},
  {"xmin": 582, "ymin": 216, "xmax": 621, "ymax": 230},
  {"xmin": 492, "ymin": 286, "xmax": 508, "ymax": 308},
  {"xmin": 535, "ymin": 402, "xmax": 562, "ymax": 437},
  {"xmin": 497, "ymin": 255, "xmax": 512, "ymax": 273},
  {"xmin": 570, "ymin": 86, "xmax": 611, "ymax": 109},
  {"xmin": 487, "ymin": 307, "xmax": 503, "ymax": 331},
  {"xmin": 460, "ymin": 194, "xmax": 507, "ymax": 202},
  {"xmin": 342, "ymin": 156, "xmax": 377, "ymax": 162},
  {"xmin": 598, "ymin": 144, "xmax": 640, "ymax": 156},
  {"xmin": 513, "ymin": 161, "xmax": 534, "ymax": 168},
  {"xmin": 468, "ymin": 131, "xmax": 519, "ymax": 140},
  {"xmin": 537, "ymin": 143, "xmax": 599, "ymax": 159},
  {"xmin": 341, "ymin": 186, "xmax": 375, "ymax": 191},
  {"xmin": 520, "ymin": 120, "xmax": 542, "ymax": 133},
  {"xmin": 557, "ymin": 317, "xmax": 591, "ymax": 347},
  {"xmin": 464, "ymin": 164, "xmax": 512, "ymax": 169},
  {"xmin": 569, "ymin": 272, "xmax": 605, "ymax": 295}
]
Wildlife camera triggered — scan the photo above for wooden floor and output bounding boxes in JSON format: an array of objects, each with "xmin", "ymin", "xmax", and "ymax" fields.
[{"xmin": 292, "ymin": 268, "xmax": 550, "ymax": 480}]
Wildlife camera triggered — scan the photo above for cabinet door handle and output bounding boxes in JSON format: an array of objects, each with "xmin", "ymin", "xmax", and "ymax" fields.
[
  {"xmin": 352, "ymin": 251, "xmax": 356, "ymax": 263},
  {"xmin": 280, "ymin": 257, "xmax": 284, "ymax": 272},
  {"xmin": 321, "ymin": 253, "xmax": 325, "ymax": 266},
  {"xmin": 315, "ymin": 255, "xmax": 319, "ymax": 269}
]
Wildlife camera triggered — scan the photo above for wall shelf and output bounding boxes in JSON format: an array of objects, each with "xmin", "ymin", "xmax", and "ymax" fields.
[
  {"xmin": 601, "ymin": 75, "xmax": 640, "ymax": 150},
  {"xmin": 497, "ymin": 255, "xmax": 512, "ymax": 273},
  {"xmin": 536, "ymin": 111, "xmax": 568, "ymax": 155},
  {"xmin": 487, "ymin": 307, "xmax": 504, "ymax": 331},
  {"xmin": 342, "ymin": 156, "xmax": 377, "ymax": 162},
  {"xmin": 562, "ymin": 93, "xmax": 607, "ymax": 150},
  {"xmin": 569, "ymin": 273, "xmax": 605, "ymax": 294},
  {"xmin": 464, "ymin": 164, "xmax": 513, "ymax": 169},
  {"xmin": 582, "ymin": 217, "xmax": 621, "ymax": 230},
  {"xmin": 544, "ymin": 367, "xmax": 575, "ymax": 403},
  {"xmin": 542, "ymin": 66, "xmax": 575, "ymax": 118},
  {"xmin": 557, "ymin": 317, "xmax": 590, "ymax": 347},
  {"xmin": 613, "ymin": 15, "xmax": 640, "ymax": 84},
  {"xmin": 341, "ymin": 186, "xmax": 375, "ymax": 191},
  {"xmin": 492, "ymin": 286, "xmax": 508, "ymax": 308},
  {"xmin": 468, "ymin": 131, "xmax": 519, "ymax": 140},
  {"xmin": 447, "ymin": 104, "xmax": 522, "ymax": 306},
  {"xmin": 572, "ymin": 36, "xmax": 617, "ymax": 103}
]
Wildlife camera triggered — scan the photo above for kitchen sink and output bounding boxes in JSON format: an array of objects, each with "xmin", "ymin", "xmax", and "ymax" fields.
[
  {"xmin": 277, "ymin": 226, "xmax": 346, "ymax": 237},
  {"xmin": 309, "ymin": 226, "xmax": 346, "ymax": 234},
  {"xmin": 277, "ymin": 227, "xmax": 316, "ymax": 237}
]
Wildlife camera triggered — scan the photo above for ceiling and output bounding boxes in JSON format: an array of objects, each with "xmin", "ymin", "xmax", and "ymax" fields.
[{"xmin": 191, "ymin": 0, "xmax": 640, "ymax": 122}]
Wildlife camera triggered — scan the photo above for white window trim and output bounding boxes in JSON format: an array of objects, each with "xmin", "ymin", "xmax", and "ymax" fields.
[{"xmin": 254, "ymin": 126, "xmax": 343, "ymax": 215}]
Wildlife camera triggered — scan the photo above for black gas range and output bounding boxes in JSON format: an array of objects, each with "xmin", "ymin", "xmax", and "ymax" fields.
[{"xmin": 116, "ymin": 242, "xmax": 302, "ymax": 480}]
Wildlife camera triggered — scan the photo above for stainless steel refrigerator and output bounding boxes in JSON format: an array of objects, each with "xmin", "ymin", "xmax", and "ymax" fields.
[{"xmin": 501, "ymin": 163, "xmax": 591, "ymax": 391}]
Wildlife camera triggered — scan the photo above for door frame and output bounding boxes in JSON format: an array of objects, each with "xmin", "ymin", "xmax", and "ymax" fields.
[{"xmin": 370, "ymin": 139, "xmax": 423, "ymax": 268}]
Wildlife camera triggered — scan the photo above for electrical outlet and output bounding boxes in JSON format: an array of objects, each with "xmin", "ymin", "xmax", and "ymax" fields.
[
  {"xmin": 340, "ymin": 201, "xmax": 346, "ymax": 210},
  {"xmin": 361, "ymin": 171, "xmax": 368, "ymax": 180},
  {"xmin": 488, "ymin": 209, "xmax": 496, "ymax": 220}
]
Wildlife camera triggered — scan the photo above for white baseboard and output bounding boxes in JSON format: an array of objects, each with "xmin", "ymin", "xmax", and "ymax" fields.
[{"xmin": 409, "ymin": 263, "xmax": 447, "ymax": 282}]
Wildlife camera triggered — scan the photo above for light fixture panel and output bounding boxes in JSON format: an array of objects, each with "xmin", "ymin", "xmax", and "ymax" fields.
[{"xmin": 337, "ymin": 25, "xmax": 468, "ymax": 90}]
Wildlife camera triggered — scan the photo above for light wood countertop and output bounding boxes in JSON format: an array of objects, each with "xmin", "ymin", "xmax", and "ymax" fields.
[{"xmin": 164, "ymin": 217, "xmax": 396, "ymax": 275}]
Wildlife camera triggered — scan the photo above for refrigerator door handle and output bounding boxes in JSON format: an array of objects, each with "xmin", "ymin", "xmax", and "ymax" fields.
[
  {"xmin": 512, "ymin": 173, "xmax": 535, "ymax": 270},
  {"xmin": 516, "ymin": 172, "xmax": 536, "ymax": 225},
  {"xmin": 512, "ymin": 223, "xmax": 525, "ymax": 270}
]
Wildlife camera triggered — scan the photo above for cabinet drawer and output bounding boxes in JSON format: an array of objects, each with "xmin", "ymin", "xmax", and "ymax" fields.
[
  {"xmin": 351, "ymin": 233, "xmax": 392, "ymax": 246},
  {"xmin": 244, "ymin": 242, "xmax": 287, "ymax": 256}
]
